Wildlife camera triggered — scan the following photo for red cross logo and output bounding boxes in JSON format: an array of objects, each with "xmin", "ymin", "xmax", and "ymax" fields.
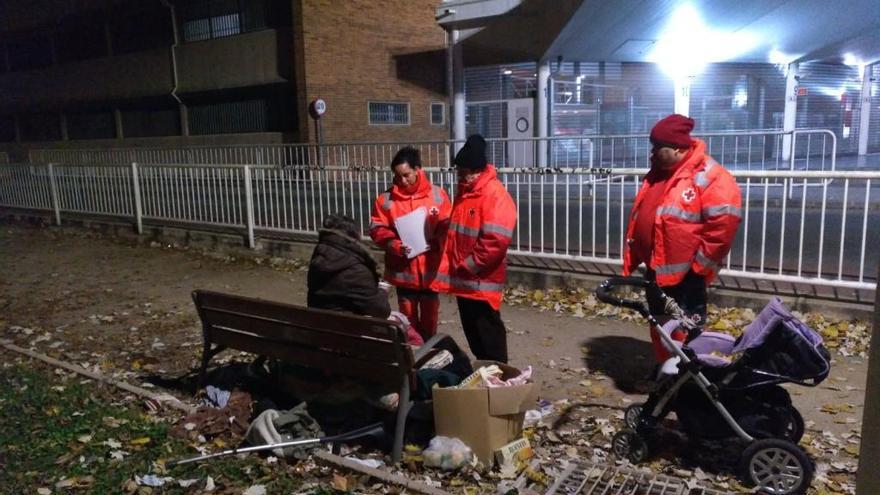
[
  {"xmin": 429, "ymin": 206, "xmax": 440, "ymax": 216},
  {"xmin": 681, "ymin": 188, "xmax": 696, "ymax": 203}
]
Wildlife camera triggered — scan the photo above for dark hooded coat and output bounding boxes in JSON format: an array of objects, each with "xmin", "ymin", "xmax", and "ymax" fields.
[{"xmin": 306, "ymin": 228, "xmax": 391, "ymax": 318}]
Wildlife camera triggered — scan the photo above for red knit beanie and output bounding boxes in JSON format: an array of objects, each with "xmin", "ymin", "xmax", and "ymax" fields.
[{"xmin": 650, "ymin": 114, "xmax": 695, "ymax": 149}]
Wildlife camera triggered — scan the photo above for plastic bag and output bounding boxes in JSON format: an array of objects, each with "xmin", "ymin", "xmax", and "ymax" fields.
[{"xmin": 422, "ymin": 436, "xmax": 473, "ymax": 471}]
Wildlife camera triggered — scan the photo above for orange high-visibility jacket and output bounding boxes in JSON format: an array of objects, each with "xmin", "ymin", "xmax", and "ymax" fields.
[
  {"xmin": 432, "ymin": 165, "xmax": 517, "ymax": 310},
  {"xmin": 623, "ymin": 139, "xmax": 742, "ymax": 287},
  {"xmin": 370, "ymin": 168, "xmax": 451, "ymax": 290}
]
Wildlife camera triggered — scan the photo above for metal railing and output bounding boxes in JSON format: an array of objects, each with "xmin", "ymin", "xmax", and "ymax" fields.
[
  {"xmin": 1, "ymin": 162, "xmax": 876, "ymax": 292},
  {"xmin": 27, "ymin": 130, "xmax": 836, "ymax": 173}
]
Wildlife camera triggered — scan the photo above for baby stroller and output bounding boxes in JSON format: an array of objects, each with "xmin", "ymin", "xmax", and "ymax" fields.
[{"xmin": 595, "ymin": 277, "xmax": 831, "ymax": 495}]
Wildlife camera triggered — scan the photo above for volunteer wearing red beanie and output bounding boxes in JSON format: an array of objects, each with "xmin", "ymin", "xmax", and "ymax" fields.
[{"xmin": 623, "ymin": 114, "xmax": 742, "ymax": 364}]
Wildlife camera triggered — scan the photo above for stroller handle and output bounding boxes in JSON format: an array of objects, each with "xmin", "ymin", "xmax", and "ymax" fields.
[{"xmin": 595, "ymin": 276, "xmax": 652, "ymax": 318}]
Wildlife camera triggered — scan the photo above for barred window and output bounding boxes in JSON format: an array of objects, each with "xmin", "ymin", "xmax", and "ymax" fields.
[
  {"xmin": 430, "ymin": 102, "xmax": 445, "ymax": 125},
  {"xmin": 187, "ymin": 84, "xmax": 294, "ymax": 135},
  {"xmin": 111, "ymin": 6, "xmax": 173, "ymax": 54},
  {"xmin": 368, "ymin": 102, "xmax": 410, "ymax": 125},
  {"xmin": 178, "ymin": 0, "xmax": 270, "ymax": 42}
]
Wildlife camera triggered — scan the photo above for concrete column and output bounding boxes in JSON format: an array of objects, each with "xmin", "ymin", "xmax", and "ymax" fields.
[
  {"xmin": 537, "ymin": 59, "xmax": 550, "ymax": 167},
  {"xmin": 2, "ymin": 42, "xmax": 10, "ymax": 72},
  {"xmin": 104, "ymin": 18, "xmax": 114, "ymax": 56},
  {"xmin": 179, "ymin": 103, "xmax": 190, "ymax": 137},
  {"xmin": 782, "ymin": 62, "xmax": 799, "ymax": 161},
  {"xmin": 673, "ymin": 77, "xmax": 691, "ymax": 116},
  {"xmin": 858, "ymin": 63, "xmax": 873, "ymax": 156},
  {"xmin": 13, "ymin": 115, "xmax": 21, "ymax": 143},
  {"xmin": 856, "ymin": 262, "xmax": 880, "ymax": 493},
  {"xmin": 60, "ymin": 113, "xmax": 68, "ymax": 141},
  {"xmin": 114, "ymin": 108, "xmax": 124, "ymax": 139},
  {"xmin": 452, "ymin": 29, "xmax": 465, "ymax": 153}
]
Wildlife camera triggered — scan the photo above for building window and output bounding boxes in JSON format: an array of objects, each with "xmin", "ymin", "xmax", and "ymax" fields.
[
  {"xmin": 66, "ymin": 110, "xmax": 116, "ymax": 140},
  {"xmin": 111, "ymin": 6, "xmax": 174, "ymax": 55},
  {"xmin": 368, "ymin": 102, "xmax": 410, "ymax": 125},
  {"xmin": 7, "ymin": 36, "xmax": 53, "ymax": 72},
  {"xmin": 56, "ymin": 12, "xmax": 108, "ymax": 63},
  {"xmin": 120, "ymin": 98, "xmax": 181, "ymax": 138},
  {"xmin": 0, "ymin": 116, "xmax": 15, "ymax": 143},
  {"xmin": 188, "ymin": 84, "xmax": 294, "ymax": 135},
  {"xmin": 430, "ymin": 102, "xmax": 445, "ymax": 125},
  {"xmin": 178, "ymin": 0, "xmax": 272, "ymax": 42},
  {"xmin": 19, "ymin": 113, "xmax": 62, "ymax": 142}
]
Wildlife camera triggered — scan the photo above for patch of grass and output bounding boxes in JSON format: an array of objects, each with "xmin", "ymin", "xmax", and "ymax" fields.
[{"xmin": 0, "ymin": 363, "xmax": 321, "ymax": 494}]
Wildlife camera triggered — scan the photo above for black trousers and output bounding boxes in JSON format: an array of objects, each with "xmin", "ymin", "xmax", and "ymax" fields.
[
  {"xmin": 456, "ymin": 297, "xmax": 508, "ymax": 363},
  {"xmin": 645, "ymin": 269, "xmax": 708, "ymax": 327}
]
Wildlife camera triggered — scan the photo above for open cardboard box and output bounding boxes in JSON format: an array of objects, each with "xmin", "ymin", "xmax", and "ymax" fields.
[{"xmin": 432, "ymin": 361, "xmax": 537, "ymax": 466}]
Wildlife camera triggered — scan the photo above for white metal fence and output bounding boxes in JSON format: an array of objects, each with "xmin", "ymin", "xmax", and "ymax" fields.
[
  {"xmin": 1, "ymin": 162, "xmax": 877, "ymax": 293},
  {"xmin": 27, "ymin": 130, "xmax": 837, "ymax": 173}
]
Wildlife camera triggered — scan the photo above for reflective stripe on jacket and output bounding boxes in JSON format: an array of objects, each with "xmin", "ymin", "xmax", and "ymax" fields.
[
  {"xmin": 623, "ymin": 139, "xmax": 742, "ymax": 287},
  {"xmin": 432, "ymin": 165, "xmax": 517, "ymax": 310},
  {"xmin": 369, "ymin": 168, "xmax": 451, "ymax": 290}
]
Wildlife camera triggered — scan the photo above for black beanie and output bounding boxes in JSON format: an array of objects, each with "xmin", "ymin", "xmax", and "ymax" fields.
[{"xmin": 453, "ymin": 134, "xmax": 488, "ymax": 171}]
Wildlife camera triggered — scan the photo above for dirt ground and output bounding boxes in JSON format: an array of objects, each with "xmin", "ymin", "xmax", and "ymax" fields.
[{"xmin": 0, "ymin": 222, "xmax": 867, "ymax": 492}]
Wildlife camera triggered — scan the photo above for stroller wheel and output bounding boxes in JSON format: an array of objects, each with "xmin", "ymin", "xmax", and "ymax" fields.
[
  {"xmin": 612, "ymin": 429, "xmax": 649, "ymax": 464},
  {"xmin": 624, "ymin": 403, "xmax": 644, "ymax": 429},
  {"xmin": 740, "ymin": 439, "xmax": 813, "ymax": 494}
]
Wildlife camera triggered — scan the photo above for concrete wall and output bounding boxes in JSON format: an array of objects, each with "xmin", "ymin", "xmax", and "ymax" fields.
[
  {"xmin": 176, "ymin": 29, "xmax": 292, "ymax": 93},
  {"xmin": 0, "ymin": 49, "xmax": 173, "ymax": 112},
  {"xmin": 293, "ymin": 0, "xmax": 449, "ymax": 143}
]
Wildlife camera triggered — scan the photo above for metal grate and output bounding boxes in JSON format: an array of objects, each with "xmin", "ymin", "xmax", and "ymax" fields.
[{"xmin": 545, "ymin": 461, "xmax": 733, "ymax": 495}]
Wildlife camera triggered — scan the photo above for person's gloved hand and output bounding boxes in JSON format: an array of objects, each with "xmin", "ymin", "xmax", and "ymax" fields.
[{"xmin": 388, "ymin": 240, "xmax": 411, "ymax": 258}]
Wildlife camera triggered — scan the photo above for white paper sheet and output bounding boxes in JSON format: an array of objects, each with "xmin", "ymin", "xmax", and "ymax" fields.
[{"xmin": 394, "ymin": 206, "xmax": 429, "ymax": 259}]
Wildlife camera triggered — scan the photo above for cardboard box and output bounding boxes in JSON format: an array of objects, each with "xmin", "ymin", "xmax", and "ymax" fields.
[{"xmin": 432, "ymin": 361, "xmax": 537, "ymax": 465}]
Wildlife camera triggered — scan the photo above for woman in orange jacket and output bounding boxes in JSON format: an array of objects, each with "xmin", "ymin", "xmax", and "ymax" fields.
[
  {"xmin": 370, "ymin": 147, "xmax": 451, "ymax": 339},
  {"xmin": 433, "ymin": 135, "xmax": 517, "ymax": 362}
]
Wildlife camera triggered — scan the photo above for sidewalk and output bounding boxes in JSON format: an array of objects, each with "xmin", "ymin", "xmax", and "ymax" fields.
[{"xmin": 0, "ymin": 223, "xmax": 865, "ymax": 493}]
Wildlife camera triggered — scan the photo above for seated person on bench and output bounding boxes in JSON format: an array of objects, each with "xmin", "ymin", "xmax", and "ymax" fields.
[{"xmin": 307, "ymin": 213, "xmax": 391, "ymax": 318}]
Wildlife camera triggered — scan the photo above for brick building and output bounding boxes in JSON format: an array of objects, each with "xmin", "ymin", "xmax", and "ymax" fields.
[{"xmin": 0, "ymin": 0, "xmax": 448, "ymax": 157}]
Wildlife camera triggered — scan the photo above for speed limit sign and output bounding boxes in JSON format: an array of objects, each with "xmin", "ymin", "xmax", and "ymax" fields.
[{"xmin": 309, "ymin": 99, "xmax": 327, "ymax": 119}]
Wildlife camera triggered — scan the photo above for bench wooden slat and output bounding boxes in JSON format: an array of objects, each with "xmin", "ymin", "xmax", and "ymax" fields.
[
  {"xmin": 208, "ymin": 327, "xmax": 406, "ymax": 386},
  {"xmin": 202, "ymin": 308, "xmax": 405, "ymax": 362},
  {"xmin": 195, "ymin": 290, "xmax": 399, "ymax": 340}
]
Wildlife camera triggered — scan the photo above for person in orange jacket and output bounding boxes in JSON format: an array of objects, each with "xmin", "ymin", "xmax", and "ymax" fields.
[
  {"xmin": 623, "ymin": 114, "xmax": 742, "ymax": 363},
  {"xmin": 433, "ymin": 135, "xmax": 517, "ymax": 363},
  {"xmin": 370, "ymin": 147, "xmax": 451, "ymax": 339}
]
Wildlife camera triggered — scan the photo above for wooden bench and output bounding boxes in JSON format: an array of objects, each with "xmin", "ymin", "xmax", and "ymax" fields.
[{"xmin": 191, "ymin": 289, "xmax": 452, "ymax": 463}]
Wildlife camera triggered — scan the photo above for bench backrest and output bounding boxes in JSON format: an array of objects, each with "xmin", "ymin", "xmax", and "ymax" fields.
[{"xmin": 192, "ymin": 290, "xmax": 415, "ymax": 388}]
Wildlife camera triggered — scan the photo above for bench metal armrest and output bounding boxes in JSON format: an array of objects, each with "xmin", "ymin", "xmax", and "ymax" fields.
[{"xmin": 413, "ymin": 333, "xmax": 454, "ymax": 368}]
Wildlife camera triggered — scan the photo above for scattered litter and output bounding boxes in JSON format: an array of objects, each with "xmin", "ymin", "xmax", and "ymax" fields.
[
  {"xmin": 422, "ymin": 436, "xmax": 473, "ymax": 471},
  {"xmin": 135, "ymin": 474, "xmax": 174, "ymax": 487}
]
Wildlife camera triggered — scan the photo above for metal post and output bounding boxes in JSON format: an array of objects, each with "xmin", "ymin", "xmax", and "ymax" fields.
[
  {"xmin": 131, "ymin": 162, "xmax": 143, "ymax": 234},
  {"xmin": 858, "ymin": 63, "xmax": 873, "ymax": 156},
  {"xmin": 673, "ymin": 77, "xmax": 691, "ymax": 116},
  {"xmin": 47, "ymin": 163, "xmax": 61, "ymax": 225},
  {"xmin": 452, "ymin": 29, "xmax": 466, "ymax": 155},
  {"xmin": 243, "ymin": 165, "xmax": 255, "ymax": 249},
  {"xmin": 782, "ymin": 62, "xmax": 798, "ymax": 161},
  {"xmin": 537, "ymin": 60, "xmax": 550, "ymax": 168},
  {"xmin": 856, "ymin": 261, "xmax": 880, "ymax": 493}
]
